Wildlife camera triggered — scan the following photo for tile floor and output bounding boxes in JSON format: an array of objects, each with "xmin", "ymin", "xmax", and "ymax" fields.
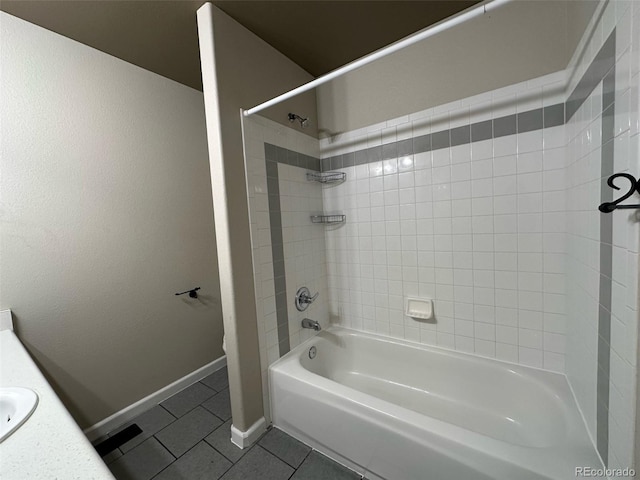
[{"xmin": 97, "ymin": 366, "xmax": 365, "ymax": 480}]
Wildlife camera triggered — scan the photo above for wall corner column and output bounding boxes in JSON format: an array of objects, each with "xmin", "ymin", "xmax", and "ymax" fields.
[{"xmin": 196, "ymin": 2, "xmax": 264, "ymax": 437}]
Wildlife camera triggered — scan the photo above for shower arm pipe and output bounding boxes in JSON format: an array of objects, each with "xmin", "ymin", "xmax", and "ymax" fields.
[{"xmin": 243, "ymin": 0, "xmax": 512, "ymax": 117}]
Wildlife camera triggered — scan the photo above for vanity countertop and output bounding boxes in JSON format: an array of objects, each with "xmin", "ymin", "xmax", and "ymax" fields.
[{"xmin": 0, "ymin": 328, "xmax": 115, "ymax": 479}]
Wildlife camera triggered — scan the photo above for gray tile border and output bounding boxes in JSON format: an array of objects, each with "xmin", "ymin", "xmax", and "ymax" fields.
[
  {"xmin": 517, "ymin": 109, "xmax": 543, "ymax": 133},
  {"xmin": 431, "ymin": 130, "xmax": 450, "ymax": 150},
  {"xmin": 108, "ymin": 437, "xmax": 175, "ymax": 480},
  {"xmin": 343, "ymin": 152, "xmax": 355, "ymax": 168},
  {"xmin": 219, "ymin": 445, "xmax": 294, "ymax": 480},
  {"xmin": 286, "ymin": 149, "xmax": 298, "ymax": 167},
  {"xmin": 450, "ymin": 125, "xmax": 470, "ymax": 147},
  {"xmin": 318, "ymin": 103, "xmax": 564, "ymax": 170},
  {"xmin": 413, "ymin": 134, "xmax": 431, "ymax": 154},
  {"xmin": 397, "ymin": 138, "xmax": 413, "ymax": 157},
  {"xmin": 258, "ymin": 428, "xmax": 312, "ymax": 469},
  {"xmin": 596, "ymin": 396, "xmax": 609, "ymax": 464},
  {"xmin": 471, "ymin": 120, "xmax": 492, "ymax": 142},
  {"xmin": 366, "ymin": 146, "xmax": 382, "ymax": 163},
  {"xmin": 602, "ymin": 104, "xmax": 616, "ymax": 144},
  {"xmin": 291, "ymin": 451, "xmax": 361, "ymax": 480},
  {"xmin": 155, "ymin": 406, "xmax": 223, "ymax": 458},
  {"xmin": 204, "ymin": 420, "xmax": 249, "ymax": 464},
  {"xmin": 598, "ymin": 333, "xmax": 611, "ymax": 374},
  {"xmin": 382, "ymin": 142, "xmax": 397, "ymax": 160},
  {"xmin": 493, "ymin": 114, "xmax": 517, "ymax": 138},
  {"xmin": 153, "ymin": 441, "xmax": 232, "ymax": 480},
  {"xmin": 267, "ymin": 177, "xmax": 280, "ymax": 195},
  {"xmin": 566, "ymin": 29, "xmax": 616, "ymax": 122},
  {"xmin": 202, "ymin": 389, "xmax": 232, "ymax": 421},
  {"xmin": 543, "ymin": 104, "xmax": 564, "ymax": 128},
  {"xmin": 113, "ymin": 406, "xmax": 177, "ymax": 454},
  {"xmin": 355, "ymin": 149, "xmax": 368, "ymax": 165},
  {"xmin": 160, "ymin": 382, "xmax": 216, "ymax": 418},
  {"xmin": 274, "ymin": 275, "xmax": 286, "ymax": 295},
  {"xmin": 596, "ymin": 35, "xmax": 615, "ymax": 465},
  {"xmin": 261, "ymin": 141, "xmax": 325, "ymax": 356},
  {"xmin": 264, "ymin": 145, "xmax": 292, "ymax": 357}
]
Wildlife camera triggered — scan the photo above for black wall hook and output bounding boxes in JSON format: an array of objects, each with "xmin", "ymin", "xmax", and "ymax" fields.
[
  {"xmin": 175, "ymin": 287, "xmax": 201, "ymax": 299},
  {"xmin": 598, "ymin": 173, "xmax": 640, "ymax": 213}
]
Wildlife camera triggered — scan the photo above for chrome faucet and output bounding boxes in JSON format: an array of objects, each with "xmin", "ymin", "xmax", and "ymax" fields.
[{"xmin": 301, "ymin": 318, "xmax": 321, "ymax": 331}]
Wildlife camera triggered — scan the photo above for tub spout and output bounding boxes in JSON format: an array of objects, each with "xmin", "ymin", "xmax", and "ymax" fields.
[{"xmin": 302, "ymin": 318, "xmax": 321, "ymax": 331}]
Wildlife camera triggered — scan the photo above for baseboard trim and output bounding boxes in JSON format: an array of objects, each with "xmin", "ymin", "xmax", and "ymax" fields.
[
  {"xmin": 84, "ymin": 355, "xmax": 227, "ymax": 441},
  {"xmin": 231, "ymin": 416, "xmax": 267, "ymax": 449}
]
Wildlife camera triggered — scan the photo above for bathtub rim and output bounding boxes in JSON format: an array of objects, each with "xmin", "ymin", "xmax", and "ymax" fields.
[
  {"xmin": 275, "ymin": 324, "xmax": 565, "ymax": 380},
  {"xmin": 269, "ymin": 325, "xmax": 604, "ymax": 470}
]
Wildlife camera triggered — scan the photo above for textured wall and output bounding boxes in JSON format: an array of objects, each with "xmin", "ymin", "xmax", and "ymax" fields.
[{"xmin": 0, "ymin": 12, "xmax": 223, "ymax": 428}]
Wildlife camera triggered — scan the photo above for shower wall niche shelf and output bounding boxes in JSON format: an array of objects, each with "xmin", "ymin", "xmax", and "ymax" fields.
[
  {"xmin": 306, "ymin": 171, "xmax": 346, "ymax": 184},
  {"xmin": 311, "ymin": 215, "xmax": 346, "ymax": 225}
]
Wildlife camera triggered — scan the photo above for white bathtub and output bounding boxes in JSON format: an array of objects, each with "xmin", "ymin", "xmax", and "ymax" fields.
[{"xmin": 269, "ymin": 327, "xmax": 604, "ymax": 480}]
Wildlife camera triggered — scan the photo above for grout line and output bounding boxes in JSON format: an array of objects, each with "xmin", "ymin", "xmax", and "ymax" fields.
[
  {"xmin": 197, "ymin": 380, "xmax": 219, "ymax": 394},
  {"xmin": 147, "ymin": 437, "xmax": 176, "ymax": 480},
  {"xmin": 151, "ymin": 433, "xmax": 177, "ymax": 460},
  {"xmin": 157, "ymin": 402, "xmax": 178, "ymax": 420}
]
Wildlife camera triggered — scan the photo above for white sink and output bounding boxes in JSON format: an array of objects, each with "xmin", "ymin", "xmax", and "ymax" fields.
[{"xmin": 0, "ymin": 387, "xmax": 38, "ymax": 442}]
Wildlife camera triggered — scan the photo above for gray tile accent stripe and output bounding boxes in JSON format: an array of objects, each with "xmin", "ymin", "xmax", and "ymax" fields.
[
  {"xmin": 544, "ymin": 104, "xmax": 565, "ymax": 128},
  {"xmin": 597, "ymin": 50, "xmax": 616, "ymax": 464},
  {"xmin": 517, "ymin": 109, "xmax": 543, "ymax": 133},
  {"xmin": 265, "ymin": 147, "xmax": 288, "ymax": 357},
  {"xmin": 566, "ymin": 30, "xmax": 617, "ymax": 122},
  {"xmin": 264, "ymin": 144, "xmax": 321, "ymax": 358},
  {"xmin": 320, "ymin": 104, "xmax": 565, "ymax": 172},
  {"xmin": 450, "ymin": 125, "xmax": 470, "ymax": 147},
  {"xmin": 471, "ymin": 120, "xmax": 492, "ymax": 142}
]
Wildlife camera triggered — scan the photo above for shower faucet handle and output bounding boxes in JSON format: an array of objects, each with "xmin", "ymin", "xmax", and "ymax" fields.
[
  {"xmin": 295, "ymin": 287, "xmax": 318, "ymax": 311},
  {"xmin": 302, "ymin": 291, "xmax": 319, "ymax": 303}
]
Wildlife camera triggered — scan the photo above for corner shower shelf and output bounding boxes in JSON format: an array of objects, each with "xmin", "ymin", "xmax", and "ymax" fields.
[
  {"xmin": 306, "ymin": 171, "xmax": 346, "ymax": 184},
  {"xmin": 310, "ymin": 214, "xmax": 346, "ymax": 225}
]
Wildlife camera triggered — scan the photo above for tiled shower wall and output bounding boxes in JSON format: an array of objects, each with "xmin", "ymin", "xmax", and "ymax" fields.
[
  {"xmin": 320, "ymin": 71, "xmax": 568, "ymax": 372},
  {"xmin": 242, "ymin": 114, "xmax": 329, "ymax": 422},
  {"xmin": 241, "ymin": 0, "xmax": 640, "ymax": 469},
  {"xmin": 564, "ymin": 0, "xmax": 640, "ymax": 469}
]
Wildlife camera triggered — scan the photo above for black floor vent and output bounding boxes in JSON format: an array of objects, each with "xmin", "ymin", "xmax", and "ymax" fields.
[{"xmin": 94, "ymin": 424, "xmax": 143, "ymax": 456}]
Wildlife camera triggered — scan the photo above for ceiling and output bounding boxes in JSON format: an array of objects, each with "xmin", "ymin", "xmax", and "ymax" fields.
[{"xmin": 0, "ymin": 0, "xmax": 480, "ymax": 91}]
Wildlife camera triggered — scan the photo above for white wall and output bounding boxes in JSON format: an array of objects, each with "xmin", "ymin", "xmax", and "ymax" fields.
[
  {"xmin": 320, "ymin": 72, "xmax": 568, "ymax": 371},
  {"xmin": 0, "ymin": 12, "xmax": 223, "ymax": 428}
]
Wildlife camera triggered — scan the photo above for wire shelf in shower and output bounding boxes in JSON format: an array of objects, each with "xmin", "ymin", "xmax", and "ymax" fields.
[
  {"xmin": 310, "ymin": 214, "xmax": 346, "ymax": 225},
  {"xmin": 306, "ymin": 171, "xmax": 346, "ymax": 184}
]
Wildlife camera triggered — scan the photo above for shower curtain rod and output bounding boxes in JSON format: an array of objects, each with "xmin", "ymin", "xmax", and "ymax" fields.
[{"xmin": 243, "ymin": 0, "xmax": 512, "ymax": 117}]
